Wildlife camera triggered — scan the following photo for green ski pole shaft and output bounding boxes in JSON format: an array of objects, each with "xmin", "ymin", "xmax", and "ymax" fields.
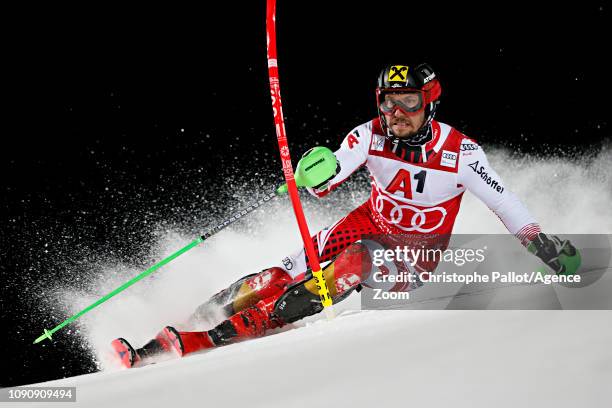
[{"xmin": 34, "ymin": 190, "xmax": 279, "ymax": 344}]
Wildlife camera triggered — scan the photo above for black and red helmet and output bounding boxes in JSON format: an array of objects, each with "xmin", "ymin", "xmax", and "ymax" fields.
[{"xmin": 376, "ymin": 63, "xmax": 442, "ymax": 143}]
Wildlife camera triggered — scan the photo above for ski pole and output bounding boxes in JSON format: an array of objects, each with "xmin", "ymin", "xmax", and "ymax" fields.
[
  {"xmin": 266, "ymin": 0, "xmax": 335, "ymax": 319},
  {"xmin": 33, "ymin": 190, "xmax": 279, "ymax": 344}
]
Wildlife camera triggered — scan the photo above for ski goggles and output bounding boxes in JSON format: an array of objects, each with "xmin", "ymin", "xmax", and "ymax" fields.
[{"xmin": 378, "ymin": 90, "xmax": 425, "ymax": 116}]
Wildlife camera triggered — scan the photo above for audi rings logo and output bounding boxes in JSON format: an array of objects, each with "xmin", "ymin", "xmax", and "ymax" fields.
[{"xmin": 375, "ymin": 195, "xmax": 447, "ymax": 232}]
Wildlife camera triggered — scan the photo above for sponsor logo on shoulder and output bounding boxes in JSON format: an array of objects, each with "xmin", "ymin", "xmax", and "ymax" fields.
[
  {"xmin": 468, "ymin": 160, "xmax": 505, "ymax": 193},
  {"xmin": 346, "ymin": 129, "xmax": 361, "ymax": 149},
  {"xmin": 460, "ymin": 143, "xmax": 479, "ymax": 151},
  {"xmin": 372, "ymin": 134, "xmax": 385, "ymax": 151},
  {"xmin": 440, "ymin": 150, "xmax": 458, "ymax": 168}
]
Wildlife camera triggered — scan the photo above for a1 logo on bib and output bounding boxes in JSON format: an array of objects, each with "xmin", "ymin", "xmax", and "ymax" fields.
[{"xmin": 440, "ymin": 150, "xmax": 457, "ymax": 168}]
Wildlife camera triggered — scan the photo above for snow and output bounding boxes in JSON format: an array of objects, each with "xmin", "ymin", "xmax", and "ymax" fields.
[
  {"xmin": 33, "ymin": 309, "xmax": 612, "ymax": 408},
  {"xmin": 23, "ymin": 147, "xmax": 612, "ymax": 407}
]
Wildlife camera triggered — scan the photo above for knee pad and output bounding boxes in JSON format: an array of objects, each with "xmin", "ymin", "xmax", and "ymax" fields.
[
  {"xmin": 192, "ymin": 267, "xmax": 293, "ymax": 324},
  {"xmin": 232, "ymin": 267, "xmax": 292, "ymax": 312}
]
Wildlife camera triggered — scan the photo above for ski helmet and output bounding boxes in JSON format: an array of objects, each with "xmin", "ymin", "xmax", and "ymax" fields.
[{"xmin": 376, "ymin": 63, "xmax": 442, "ymax": 145}]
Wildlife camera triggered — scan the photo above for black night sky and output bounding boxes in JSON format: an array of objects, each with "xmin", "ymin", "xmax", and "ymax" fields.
[{"xmin": 2, "ymin": 2, "xmax": 610, "ymax": 386}]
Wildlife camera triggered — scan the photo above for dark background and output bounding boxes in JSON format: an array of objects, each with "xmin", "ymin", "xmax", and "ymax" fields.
[{"xmin": 2, "ymin": 2, "xmax": 610, "ymax": 386}]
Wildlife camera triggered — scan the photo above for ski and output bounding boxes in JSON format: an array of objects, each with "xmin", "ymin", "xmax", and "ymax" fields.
[
  {"xmin": 111, "ymin": 338, "xmax": 140, "ymax": 369},
  {"xmin": 111, "ymin": 326, "xmax": 183, "ymax": 369}
]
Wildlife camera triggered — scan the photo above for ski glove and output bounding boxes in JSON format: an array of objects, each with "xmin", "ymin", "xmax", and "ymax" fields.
[
  {"xmin": 295, "ymin": 146, "xmax": 340, "ymax": 189},
  {"xmin": 527, "ymin": 233, "xmax": 581, "ymax": 275},
  {"xmin": 276, "ymin": 146, "xmax": 340, "ymax": 195}
]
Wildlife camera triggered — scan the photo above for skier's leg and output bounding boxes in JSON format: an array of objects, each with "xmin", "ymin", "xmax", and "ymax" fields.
[
  {"xmin": 125, "ymin": 266, "xmax": 292, "ymax": 362},
  {"xmin": 167, "ymin": 294, "xmax": 283, "ymax": 355},
  {"xmin": 187, "ymin": 266, "xmax": 293, "ymax": 328},
  {"xmin": 276, "ymin": 201, "xmax": 380, "ymax": 281},
  {"xmin": 168, "ymin": 241, "xmax": 372, "ymax": 356},
  {"xmin": 110, "ymin": 246, "xmax": 366, "ymax": 367},
  {"xmin": 186, "ymin": 201, "xmax": 376, "ymax": 328},
  {"xmin": 274, "ymin": 240, "xmax": 370, "ymax": 322},
  {"xmin": 124, "ymin": 201, "xmax": 379, "ymax": 361}
]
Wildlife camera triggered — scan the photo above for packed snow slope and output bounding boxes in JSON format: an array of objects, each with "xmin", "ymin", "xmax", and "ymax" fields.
[
  {"xmin": 24, "ymin": 147, "xmax": 612, "ymax": 407},
  {"xmin": 37, "ymin": 309, "xmax": 612, "ymax": 408}
]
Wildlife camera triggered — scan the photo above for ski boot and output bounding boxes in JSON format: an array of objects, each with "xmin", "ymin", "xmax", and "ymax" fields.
[
  {"xmin": 168, "ymin": 295, "xmax": 283, "ymax": 356},
  {"xmin": 111, "ymin": 327, "xmax": 176, "ymax": 368}
]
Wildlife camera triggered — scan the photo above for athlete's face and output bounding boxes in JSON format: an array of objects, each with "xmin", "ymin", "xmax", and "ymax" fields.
[{"xmin": 383, "ymin": 94, "xmax": 426, "ymax": 138}]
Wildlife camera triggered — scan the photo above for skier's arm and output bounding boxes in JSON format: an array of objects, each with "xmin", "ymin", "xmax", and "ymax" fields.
[
  {"xmin": 305, "ymin": 124, "xmax": 371, "ymax": 198},
  {"xmin": 457, "ymin": 141, "xmax": 541, "ymax": 245},
  {"xmin": 457, "ymin": 141, "xmax": 581, "ymax": 274}
]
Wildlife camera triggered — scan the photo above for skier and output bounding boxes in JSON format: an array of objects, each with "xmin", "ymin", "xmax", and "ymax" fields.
[{"xmin": 112, "ymin": 63, "xmax": 579, "ymax": 368}]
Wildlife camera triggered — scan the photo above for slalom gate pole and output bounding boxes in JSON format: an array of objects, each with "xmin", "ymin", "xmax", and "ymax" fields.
[
  {"xmin": 33, "ymin": 190, "xmax": 279, "ymax": 344},
  {"xmin": 266, "ymin": 0, "xmax": 335, "ymax": 319}
]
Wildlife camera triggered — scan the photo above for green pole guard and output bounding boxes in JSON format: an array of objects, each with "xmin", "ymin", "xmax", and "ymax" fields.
[{"xmin": 277, "ymin": 146, "xmax": 337, "ymax": 194}]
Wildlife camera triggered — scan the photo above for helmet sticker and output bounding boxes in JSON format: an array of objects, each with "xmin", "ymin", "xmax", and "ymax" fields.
[
  {"xmin": 388, "ymin": 65, "xmax": 409, "ymax": 83},
  {"xmin": 422, "ymin": 72, "xmax": 436, "ymax": 84}
]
